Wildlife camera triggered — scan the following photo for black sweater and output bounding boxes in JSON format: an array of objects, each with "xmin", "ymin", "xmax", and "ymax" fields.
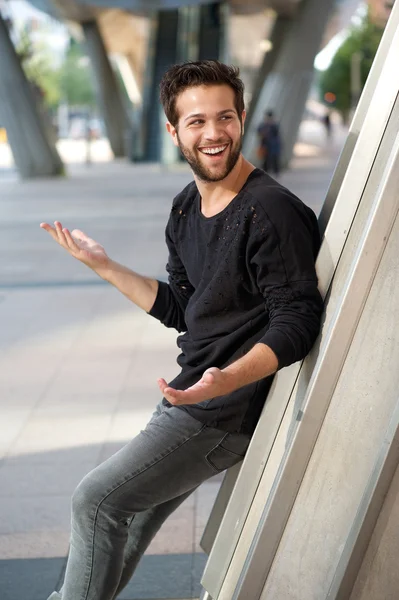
[{"xmin": 149, "ymin": 169, "xmax": 323, "ymax": 434}]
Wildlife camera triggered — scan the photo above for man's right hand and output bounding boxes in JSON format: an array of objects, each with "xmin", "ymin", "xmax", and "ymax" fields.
[
  {"xmin": 40, "ymin": 221, "xmax": 109, "ymax": 271},
  {"xmin": 40, "ymin": 221, "xmax": 158, "ymax": 312}
]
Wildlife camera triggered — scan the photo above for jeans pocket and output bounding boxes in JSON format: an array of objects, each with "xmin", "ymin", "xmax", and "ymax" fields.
[{"xmin": 205, "ymin": 432, "xmax": 251, "ymax": 473}]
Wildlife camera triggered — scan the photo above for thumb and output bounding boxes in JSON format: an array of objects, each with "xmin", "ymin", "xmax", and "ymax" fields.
[{"xmin": 202, "ymin": 367, "xmax": 221, "ymax": 384}]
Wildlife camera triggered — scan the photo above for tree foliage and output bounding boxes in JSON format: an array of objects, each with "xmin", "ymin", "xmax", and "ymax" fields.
[
  {"xmin": 58, "ymin": 39, "xmax": 96, "ymax": 107},
  {"xmin": 17, "ymin": 30, "xmax": 61, "ymax": 108},
  {"xmin": 319, "ymin": 15, "xmax": 384, "ymax": 121}
]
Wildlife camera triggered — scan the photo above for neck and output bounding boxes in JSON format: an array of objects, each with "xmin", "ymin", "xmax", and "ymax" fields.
[{"xmin": 194, "ymin": 155, "xmax": 255, "ymax": 217}]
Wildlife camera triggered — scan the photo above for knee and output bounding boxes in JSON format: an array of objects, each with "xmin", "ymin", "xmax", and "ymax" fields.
[{"xmin": 71, "ymin": 471, "xmax": 104, "ymax": 522}]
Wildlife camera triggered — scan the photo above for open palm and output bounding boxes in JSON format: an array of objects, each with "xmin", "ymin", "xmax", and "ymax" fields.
[
  {"xmin": 40, "ymin": 221, "xmax": 109, "ymax": 269},
  {"xmin": 157, "ymin": 367, "xmax": 230, "ymax": 405}
]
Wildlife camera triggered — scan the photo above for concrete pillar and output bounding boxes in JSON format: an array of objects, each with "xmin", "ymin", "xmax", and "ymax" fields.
[
  {"xmin": 244, "ymin": 15, "xmax": 292, "ymax": 135},
  {"xmin": 178, "ymin": 5, "xmax": 200, "ymax": 62},
  {"xmin": 242, "ymin": 0, "xmax": 336, "ymax": 168},
  {"xmin": 198, "ymin": 2, "xmax": 225, "ymax": 61},
  {"xmin": 0, "ymin": 13, "xmax": 63, "ymax": 179},
  {"xmin": 141, "ymin": 10, "xmax": 179, "ymax": 162},
  {"xmin": 82, "ymin": 20, "xmax": 131, "ymax": 158}
]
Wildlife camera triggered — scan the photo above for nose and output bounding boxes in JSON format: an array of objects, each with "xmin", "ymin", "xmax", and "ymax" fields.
[{"xmin": 203, "ymin": 119, "xmax": 224, "ymax": 142}]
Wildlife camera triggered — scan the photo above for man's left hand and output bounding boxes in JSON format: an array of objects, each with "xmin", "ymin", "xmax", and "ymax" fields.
[{"xmin": 157, "ymin": 367, "xmax": 232, "ymax": 406}]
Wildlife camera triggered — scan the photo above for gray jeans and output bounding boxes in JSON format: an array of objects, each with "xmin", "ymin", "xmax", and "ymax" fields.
[{"xmin": 47, "ymin": 402, "xmax": 251, "ymax": 600}]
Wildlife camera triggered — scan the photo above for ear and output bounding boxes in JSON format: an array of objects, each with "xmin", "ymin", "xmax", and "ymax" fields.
[
  {"xmin": 166, "ymin": 122, "xmax": 179, "ymax": 147},
  {"xmin": 241, "ymin": 109, "xmax": 246, "ymax": 134}
]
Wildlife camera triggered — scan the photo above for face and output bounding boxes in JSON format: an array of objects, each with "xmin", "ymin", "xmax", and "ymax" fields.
[{"xmin": 166, "ymin": 84, "xmax": 245, "ymax": 183}]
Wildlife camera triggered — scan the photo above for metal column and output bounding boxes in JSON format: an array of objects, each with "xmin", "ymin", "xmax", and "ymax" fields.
[{"xmin": 82, "ymin": 20, "xmax": 131, "ymax": 158}]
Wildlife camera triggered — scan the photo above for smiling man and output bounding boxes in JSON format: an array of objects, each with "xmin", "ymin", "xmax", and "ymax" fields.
[{"xmin": 42, "ymin": 60, "xmax": 323, "ymax": 600}]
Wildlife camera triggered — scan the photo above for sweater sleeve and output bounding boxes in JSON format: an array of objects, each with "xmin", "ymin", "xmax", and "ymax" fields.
[
  {"xmin": 250, "ymin": 193, "xmax": 323, "ymax": 368},
  {"xmin": 148, "ymin": 214, "xmax": 195, "ymax": 332}
]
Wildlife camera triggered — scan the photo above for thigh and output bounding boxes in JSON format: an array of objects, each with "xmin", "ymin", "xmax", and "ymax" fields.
[{"xmin": 76, "ymin": 405, "xmax": 250, "ymax": 515}]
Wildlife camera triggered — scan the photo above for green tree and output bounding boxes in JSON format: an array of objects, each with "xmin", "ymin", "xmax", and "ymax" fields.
[
  {"xmin": 58, "ymin": 38, "xmax": 96, "ymax": 107},
  {"xmin": 319, "ymin": 14, "xmax": 384, "ymax": 122},
  {"xmin": 17, "ymin": 30, "xmax": 61, "ymax": 109}
]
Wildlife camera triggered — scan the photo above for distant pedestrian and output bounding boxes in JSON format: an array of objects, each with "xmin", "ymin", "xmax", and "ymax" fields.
[
  {"xmin": 257, "ymin": 110, "xmax": 281, "ymax": 175},
  {"xmin": 322, "ymin": 111, "xmax": 332, "ymax": 138}
]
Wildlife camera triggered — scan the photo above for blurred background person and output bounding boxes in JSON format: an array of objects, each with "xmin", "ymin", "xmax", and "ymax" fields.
[
  {"xmin": 322, "ymin": 110, "xmax": 332, "ymax": 138},
  {"xmin": 257, "ymin": 110, "xmax": 281, "ymax": 176}
]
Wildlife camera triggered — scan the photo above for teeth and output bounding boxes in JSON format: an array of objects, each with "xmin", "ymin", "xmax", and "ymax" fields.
[{"xmin": 201, "ymin": 145, "xmax": 227, "ymax": 155}]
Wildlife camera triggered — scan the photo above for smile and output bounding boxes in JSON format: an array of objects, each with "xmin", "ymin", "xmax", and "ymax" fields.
[{"xmin": 199, "ymin": 144, "xmax": 229, "ymax": 156}]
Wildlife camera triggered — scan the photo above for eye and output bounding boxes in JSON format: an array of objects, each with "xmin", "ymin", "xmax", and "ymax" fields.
[
  {"xmin": 220, "ymin": 115, "xmax": 233, "ymax": 121},
  {"xmin": 189, "ymin": 120, "xmax": 204, "ymax": 126}
]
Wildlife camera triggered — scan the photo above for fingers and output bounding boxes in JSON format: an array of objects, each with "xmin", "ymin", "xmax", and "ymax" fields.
[
  {"xmin": 40, "ymin": 222, "xmax": 59, "ymax": 242},
  {"xmin": 157, "ymin": 379, "xmax": 180, "ymax": 404},
  {"xmin": 63, "ymin": 228, "xmax": 80, "ymax": 252},
  {"xmin": 157, "ymin": 378, "xmax": 172, "ymax": 395},
  {"xmin": 54, "ymin": 221, "xmax": 69, "ymax": 249},
  {"xmin": 40, "ymin": 221, "xmax": 76, "ymax": 254}
]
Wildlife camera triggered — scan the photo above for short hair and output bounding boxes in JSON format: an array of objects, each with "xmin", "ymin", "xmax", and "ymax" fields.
[{"xmin": 159, "ymin": 60, "xmax": 245, "ymax": 128}]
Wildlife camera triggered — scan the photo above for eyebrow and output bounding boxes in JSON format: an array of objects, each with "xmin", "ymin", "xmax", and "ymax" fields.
[{"xmin": 184, "ymin": 109, "xmax": 236, "ymax": 123}]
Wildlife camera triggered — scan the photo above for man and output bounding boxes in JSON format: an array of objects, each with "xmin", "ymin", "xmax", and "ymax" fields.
[
  {"xmin": 257, "ymin": 110, "xmax": 282, "ymax": 175},
  {"xmin": 41, "ymin": 60, "xmax": 322, "ymax": 600}
]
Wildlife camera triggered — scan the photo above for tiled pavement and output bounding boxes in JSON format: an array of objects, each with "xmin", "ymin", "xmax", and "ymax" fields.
[{"xmin": 0, "ymin": 120, "xmax": 346, "ymax": 600}]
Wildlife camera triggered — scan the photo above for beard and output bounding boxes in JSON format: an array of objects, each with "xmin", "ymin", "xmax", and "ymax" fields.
[{"xmin": 176, "ymin": 132, "xmax": 243, "ymax": 183}]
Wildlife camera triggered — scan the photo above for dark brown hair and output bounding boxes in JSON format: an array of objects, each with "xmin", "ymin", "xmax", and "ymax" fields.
[{"xmin": 159, "ymin": 60, "xmax": 245, "ymax": 128}]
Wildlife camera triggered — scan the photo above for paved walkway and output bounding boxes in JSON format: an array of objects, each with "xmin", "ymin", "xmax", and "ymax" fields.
[{"xmin": 0, "ymin": 120, "xmax": 346, "ymax": 600}]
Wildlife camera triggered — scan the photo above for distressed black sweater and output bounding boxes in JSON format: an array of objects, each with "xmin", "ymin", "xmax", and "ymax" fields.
[{"xmin": 149, "ymin": 168, "xmax": 323, "ymax": 434}]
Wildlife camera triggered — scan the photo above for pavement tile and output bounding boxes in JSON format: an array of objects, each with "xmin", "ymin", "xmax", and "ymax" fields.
[
  {"xmin": 35, "ymin": 391, "xmax": 120, "ymax": 413},
  {"xmin": 0, "ymin": 531, "xmax": 70, "ymax": 560},
  {"xmin": 146, "ymin": 501, "xmax": 196, "ymax": 556},
  {"xmin": 0, "ymin": 407, "xmax": 35, "ymax": 453},
  {"xmin": 119, "ymin": 553, "xmax": 205, "ymax": 600},
  {"xmin": 45, "ymin": 356, "xmax": 132, "ymax": 395},
  {"xmin": 0, "ymin": 494, "xmax": 71, "ymax": 548},
  {"xmin": 6, "ymin": 413, "xmax": 113, "ymax": 459},
  {"xmin": 0, "ymin": 460, "xmax": 96, "ymax": 497},
  {"xmin": 3, "ymin": 443, "xmax": 104, "ymax": 468},
  {"xmin": 0, "ymin": 556, "xmax": 66, "ymax": 600}
]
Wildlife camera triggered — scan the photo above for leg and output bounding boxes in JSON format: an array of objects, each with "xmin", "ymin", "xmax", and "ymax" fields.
[
  {"xmin": 113, "ymin": 487, "xmax": 197, "ymax": 598},
  {"xmin": 52, "ymin": 492, "xmax": 196, "ymax": 600},
  {"xmin": 49, "ymin": 404, "xmax": 250, "ymax": 600}
]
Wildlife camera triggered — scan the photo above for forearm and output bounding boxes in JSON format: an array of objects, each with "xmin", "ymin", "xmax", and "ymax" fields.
[
  {"xmin": 159, "ymin": 342, "xmax": 279, "ymax": 406},
  {"xmin": 96, "ymin": 259, "xmax": 158, "ymax": 312},
  {"xmin": 222, "ymin": 343, "xmax": 279, "ymax": 392}
]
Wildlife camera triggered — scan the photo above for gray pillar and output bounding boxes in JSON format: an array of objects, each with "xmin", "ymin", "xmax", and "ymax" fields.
[
  {"xmin": 0, "ymin": 13, "xmax": 63, "ymax": 179},
  {"xmin": 244, "ymin": 15, "xmax": 292, "ymax": 135},
  {"xmin": 82, "ymin": 20, "xmax": 131, "ymax": 158},
  {"xmin": 178, "ymin": 5, "xmax": 200, "ymax": 62},
  {"xmin": 141, "ymin": 10, "xmax": 179, "ymax": 162},
  {"xmin": 198, "ymin": 2, "xmax": 225, "ymax": 61},
  {"xmin": 242, "ymin": 0, "xmax": 336, "ymax": 168}
]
